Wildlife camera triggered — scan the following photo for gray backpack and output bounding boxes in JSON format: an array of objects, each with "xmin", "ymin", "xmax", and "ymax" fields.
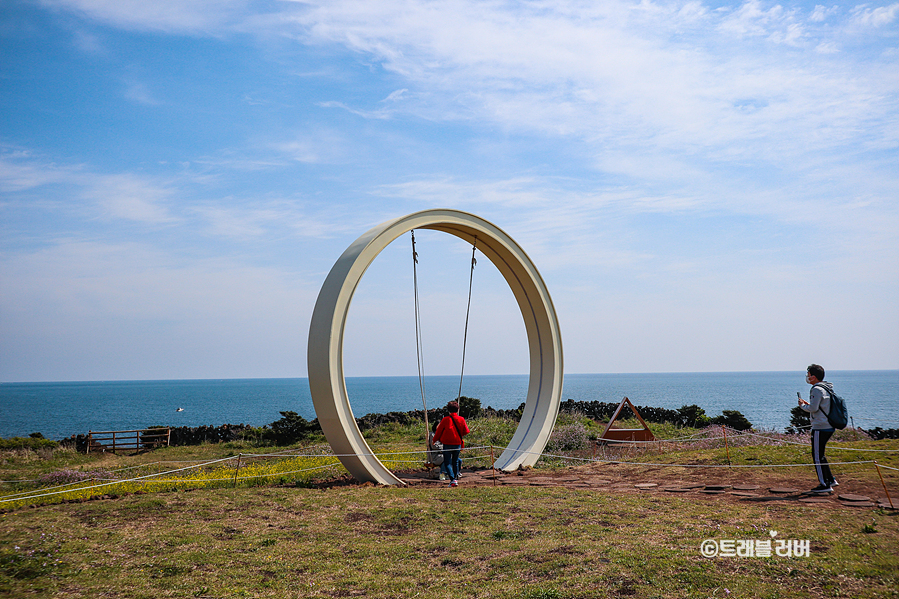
[{"xmin": 815, "ymin": 383, "xmax": 849, "ymax": 430}]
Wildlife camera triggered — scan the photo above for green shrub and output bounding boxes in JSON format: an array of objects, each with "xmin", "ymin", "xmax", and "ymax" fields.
[
  {"xmin": 236, "ymin": 426, "xmax": 270, "ymax": 445},
  {"xmin": 466, "ymin": 415, "xmax": 518, "ymax": 447},
  {"xmin": 0, "ymin": 437, "xmax": 59, "ymax": 450},
  {"xmin": 786, "ymin": 405, "xmax": 810, "ymax": 434},
  {"xmin": 458, "ymin": 396, "xmax": 481, "ymax": 419},
  {"xmin": 677, "ymin": 405, "xmax": 711, "ymax": 428},
  {"xmin": 711, "ymin": 410, "xmax": 752, "ymax": 431},
  {"xmin": 270, "ymin": 411, "xmax": 315, "ymax": 444}
]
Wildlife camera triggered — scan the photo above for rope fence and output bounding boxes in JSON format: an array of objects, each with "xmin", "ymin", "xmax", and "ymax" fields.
[{"xmin": 2, "ymin": 430, "xmax": 896, "ymax": 509}]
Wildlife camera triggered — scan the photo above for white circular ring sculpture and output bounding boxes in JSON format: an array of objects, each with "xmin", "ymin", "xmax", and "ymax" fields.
[{"xmin": 307, "ymin": 209, "xmax": 563, "ymax": 485}]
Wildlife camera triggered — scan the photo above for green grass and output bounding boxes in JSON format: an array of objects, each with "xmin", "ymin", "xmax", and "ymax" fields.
[
  {"xmin": 3, "ymin": 416, "xmax": 897, "ymax": 509},
  {"xmin": 1, "ymin": 418, "xmax": 897, "ymax": 598},
  {"xmin": 1, "ymin": 484, "xmax": 896, "ymax": 598}
]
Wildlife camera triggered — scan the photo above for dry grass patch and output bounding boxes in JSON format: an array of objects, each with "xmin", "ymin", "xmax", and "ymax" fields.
[
  {"xmin": 1, "ymin": 429, "xmax": 896, "ymax": 598},
  {"xmin": 1, "ymin": 483, "xmax": 897, "ymax": 598}
]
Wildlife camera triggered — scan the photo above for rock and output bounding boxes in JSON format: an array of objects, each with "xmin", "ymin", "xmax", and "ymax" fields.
[{"xmin": 837, "ymin": 494, "xmax": 871, "ymax": 502}]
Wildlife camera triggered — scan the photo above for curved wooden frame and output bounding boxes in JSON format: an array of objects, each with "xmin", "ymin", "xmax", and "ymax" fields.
[{"xmin": 307, "ymin": 209, "xmax": 563, "ymax": 484}]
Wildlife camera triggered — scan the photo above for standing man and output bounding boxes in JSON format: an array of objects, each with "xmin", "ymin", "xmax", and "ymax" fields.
[{"xmin": 798, "ymin": 364, "xmax": 838, "ymax": 494}]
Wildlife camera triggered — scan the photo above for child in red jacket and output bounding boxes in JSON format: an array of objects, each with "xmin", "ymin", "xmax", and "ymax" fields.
[{"xmin": 432, "ymin": 401, "xmax": 470, "ymax": 487}]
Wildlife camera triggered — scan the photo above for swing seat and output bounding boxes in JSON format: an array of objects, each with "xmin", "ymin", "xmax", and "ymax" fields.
[{"xmin": 601, "ymin": 428, "xmax": 655, "ymax": 442}]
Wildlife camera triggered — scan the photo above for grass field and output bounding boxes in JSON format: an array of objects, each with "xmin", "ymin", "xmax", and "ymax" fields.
[{"xmin": 1, "ymin": 416, "xmax": 897, "ymax": 598}]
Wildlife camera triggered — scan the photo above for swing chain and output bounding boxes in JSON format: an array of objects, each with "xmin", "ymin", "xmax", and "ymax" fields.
[
  {"xmin": 412, "ymin": 231, "xmax": 479, "ymax": 449},
  {"xmin": 457, "ymin": 236, "xmax": 477, "ymax": 401},
  {"xmin": 411, "ymin": 231, "xmax": 428, "ymax": 438}
]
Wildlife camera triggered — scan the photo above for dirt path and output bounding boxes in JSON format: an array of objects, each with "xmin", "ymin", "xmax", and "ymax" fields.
[{"xmin": 369, "ymin": 462, "xmax": 897, "ymax": 510}]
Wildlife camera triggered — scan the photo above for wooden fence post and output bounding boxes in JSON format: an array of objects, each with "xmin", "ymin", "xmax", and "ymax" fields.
[
  {"xmin": 233, "ymin": 454, "xmax": 242, "ymax": 488},
  {"xmin": 874, "ymin": 461, "xmax": 894, "ymax": 509}
]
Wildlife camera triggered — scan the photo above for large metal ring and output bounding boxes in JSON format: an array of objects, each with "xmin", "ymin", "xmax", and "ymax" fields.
[{"xmin": 307, "ymin": 209, "xmax": 563, "ymax": 484}]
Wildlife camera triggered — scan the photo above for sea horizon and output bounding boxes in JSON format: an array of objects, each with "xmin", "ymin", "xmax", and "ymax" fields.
[
  {"xmin": 11, "ymin": 368, "xmax": 897, "ymax": 385},
  {"xmin": 2, "ymin": 370, "xmax": 896, "ymax": 440}
]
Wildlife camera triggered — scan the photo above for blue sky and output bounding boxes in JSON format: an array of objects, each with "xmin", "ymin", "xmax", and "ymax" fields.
[{"xmin": 1, "ymin": 0, "xmax": 897, "ymax": 382}]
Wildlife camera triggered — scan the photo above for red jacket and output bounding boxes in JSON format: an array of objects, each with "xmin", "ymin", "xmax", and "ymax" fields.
[{"xmin": 433, "ymin": 413, "xmax": 469, "ymax": 447}]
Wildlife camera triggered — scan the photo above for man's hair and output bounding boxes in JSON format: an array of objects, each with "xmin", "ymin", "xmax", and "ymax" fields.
[
  {"xmin": 807, "ymin": 364, "xmax": 825, "ymax": 380},
  {"xmin": 447, "ymin": 401, "xmax": 459, "ymax": 413}
]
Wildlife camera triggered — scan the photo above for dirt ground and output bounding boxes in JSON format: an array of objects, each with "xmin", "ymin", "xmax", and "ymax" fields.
[{"xmin": 322, "ymin": 462, "xmax": 898, "ymax": 511}]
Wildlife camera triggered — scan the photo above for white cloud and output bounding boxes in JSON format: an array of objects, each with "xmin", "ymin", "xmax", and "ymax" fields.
[
  {"xmin": 39, "ymin": 1, "xmax": 898, "ymax": 167},
  {"xmin": 271, "ymin": 138, "xmax": 324, "ymax": 163},
  {"xmin": 810, "ymin": 4, "xmax": 840, "ymax": 22},
  {"xmin": 677, "ymin": 1, "xmax": 710, "ymax": 21},
  {"xmin": 770, "ymin": 21, "xmax": 807, "ymax": 45},
  {"xmin": 39, "ymin": 0, "xmax": 253, "ymax": 33},
  {"xmin": 852, "ymin": 2, "xmax": 899, "ymax": 26},
  {"xmin": 269, "ymin": 128, "xmax": 350, "ymax": 163},
  {"xmin": 383, "ymin": 89, "xmax": 408, "ymax": 102},
  {"xmin": 317, "ymin": 100, "xmax": 393, "ymax": 120},
  {"xmin": 0, "ymin": 149, "xmax": 372, "ymax": 242},
  {"xmin": 275, "ymin": 0, "xmax": 896, "ymax": 173},
  {"xmin": 190, "ymin": 201, "xmax": 346, "ymax": 240},
  {"xmin": 816, "ymin": 40, "xmax": 841, "ymax": 53},
  {"xmin": 718, "ymin": 0, "xmax": 789, "ymax": 38},
  {"xmin": 0, "ymin": 153, "xmax": 178, "ymax": 225},
  {"xmin": 6, "ymin": 1, "xmax": 897, "ymax": 379},
  {"xmin": 0, "ymin": 150, "xmax": 81, "ymax": 192},
  {"xmin": 86, "ymin": 174, "xmax": 179, "ymax": 224}
]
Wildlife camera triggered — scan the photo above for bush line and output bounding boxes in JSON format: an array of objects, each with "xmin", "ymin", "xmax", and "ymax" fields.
[{"xmin": 5, "ymin": 396, "xmax": 897, "ymax": 452}]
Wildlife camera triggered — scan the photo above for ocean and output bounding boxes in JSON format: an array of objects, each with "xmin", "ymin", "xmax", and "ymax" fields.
[{"xmin": 1, "ymin": 371, "xmax": 896, "ymax": 440}]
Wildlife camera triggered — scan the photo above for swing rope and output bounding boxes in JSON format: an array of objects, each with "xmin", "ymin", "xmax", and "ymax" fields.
[
  {"xmin": 412, "ymin": 232, "xmax": 478, "ymax": 452},
  {"xmin": 411, "ymin": 231, "xmax": 429, "ymax": 439},
  {"xmin": 457, "ymin": 237, "xmax": 477, "ymax": 401}
]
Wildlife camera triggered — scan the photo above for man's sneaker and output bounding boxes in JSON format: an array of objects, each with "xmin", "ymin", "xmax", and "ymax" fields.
[
  {"xmin": 450, "ymin": 479, "xmax": 458, "ymax": 487},
  {"xmin": 807, "ymin": 484, "xmax": 833, "ymax": 494},
  {"xmin": 830, "ymin": 479, "xmax": 839, "ymax": 487}
]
